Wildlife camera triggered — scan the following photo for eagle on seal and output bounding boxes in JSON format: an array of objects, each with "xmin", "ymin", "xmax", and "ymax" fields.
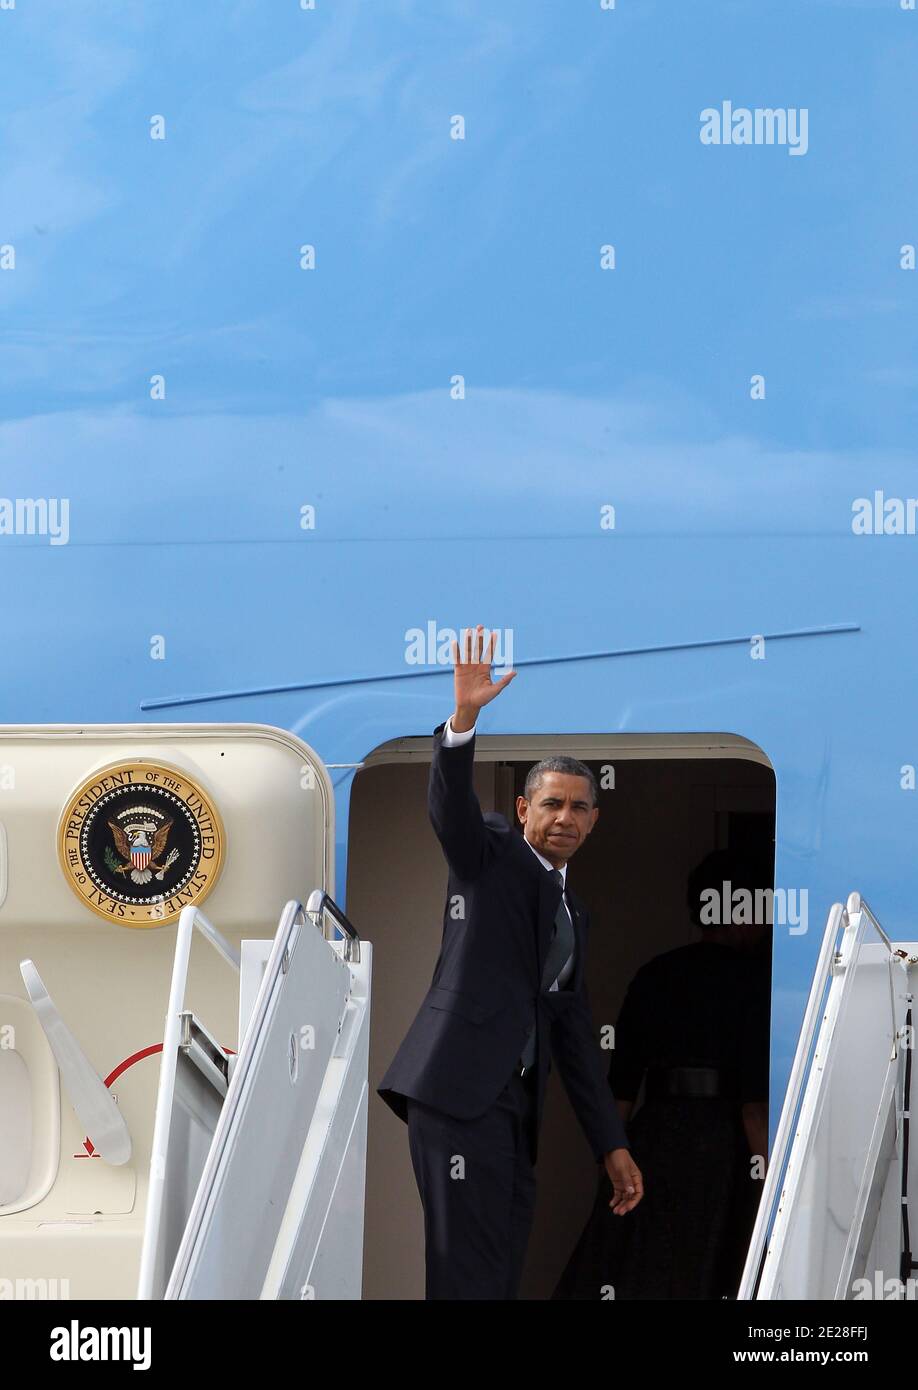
[{"xmin": 108, "ymin": 817, "xmax": 174, "ymax": 885}]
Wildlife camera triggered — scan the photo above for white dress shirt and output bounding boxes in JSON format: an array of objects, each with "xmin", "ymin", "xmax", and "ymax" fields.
[{"xmin": 441, "ymin": 716, "xmax": 575, "ymax": 989}]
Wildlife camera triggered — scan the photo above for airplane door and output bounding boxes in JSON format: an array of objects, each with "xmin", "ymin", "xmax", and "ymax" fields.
[{"xmin": 0, "ymin": 722, "xmax": 362, "ymax": 1302}]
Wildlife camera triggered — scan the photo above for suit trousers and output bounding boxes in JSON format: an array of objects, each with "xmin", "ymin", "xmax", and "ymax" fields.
[{"xmin": 406, "ymin": 1066, "xmax": 538, "ymax": 1299}]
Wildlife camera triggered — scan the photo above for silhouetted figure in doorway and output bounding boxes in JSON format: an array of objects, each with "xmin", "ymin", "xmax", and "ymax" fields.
[{"xmin": 552, "ymin": 848, "xmax": 772, "ymax": 1300}]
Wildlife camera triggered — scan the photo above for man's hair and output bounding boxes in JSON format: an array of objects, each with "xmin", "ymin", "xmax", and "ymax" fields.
[{"xmin": 523, "ymin": 756, "xmax": 598, "ymax": 808}]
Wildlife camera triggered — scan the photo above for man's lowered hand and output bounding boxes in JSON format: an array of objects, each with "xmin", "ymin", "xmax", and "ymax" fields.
[{"xmin": 604, "ymin": 1148, "xmax": 643, "ymax": 1215}]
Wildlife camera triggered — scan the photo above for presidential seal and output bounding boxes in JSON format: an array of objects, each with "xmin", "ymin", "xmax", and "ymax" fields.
[{"xmin": 58, "ymin": 762, "xmax": 225, "ymax": 927}]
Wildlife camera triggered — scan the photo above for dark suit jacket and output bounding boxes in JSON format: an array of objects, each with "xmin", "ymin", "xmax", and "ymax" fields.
[{"xmin": 377, "ymin": 722, "xmax": 630, "ymax": 1162}]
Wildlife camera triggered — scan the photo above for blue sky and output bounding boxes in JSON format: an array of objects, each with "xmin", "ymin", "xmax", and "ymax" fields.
[{"xmin": 0, "ymin": 0, "xmax": 915, "ymax": 451}]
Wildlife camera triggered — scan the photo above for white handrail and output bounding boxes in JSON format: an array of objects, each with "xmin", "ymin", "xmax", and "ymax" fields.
[
  {"xmin": 136, "ymin": 905, "xmax": 239, "ymax": 1300},
  {"xmin": 305, "ymin": 888, "xmax": 361, "ymax": 962},
  {"xmin": 737, "ymin": 899, "xmax": 847, "ymax": 1299},
  {"xmin": 19, "ymin": 958, "xmax": 132, "ymax": 1166},
  {"xmin": 161, "ymin": 898, "xmax": 307, "ymax": 1298}
]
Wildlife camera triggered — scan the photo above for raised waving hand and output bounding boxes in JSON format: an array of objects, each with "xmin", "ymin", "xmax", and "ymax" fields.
[{"xmin": 451, "ymin": 625, "xmax": 517, "ymax": 733}]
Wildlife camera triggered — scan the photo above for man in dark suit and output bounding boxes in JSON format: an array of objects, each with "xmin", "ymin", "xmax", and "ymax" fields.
[{"xmin": 378, "ymin": 625, "xmax": 643, "ymax": 1299}]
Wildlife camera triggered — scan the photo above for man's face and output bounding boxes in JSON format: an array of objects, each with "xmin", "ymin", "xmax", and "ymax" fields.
[{"xmin": 516, "ymin": 772, "xmax": 598, "ymax": 867}]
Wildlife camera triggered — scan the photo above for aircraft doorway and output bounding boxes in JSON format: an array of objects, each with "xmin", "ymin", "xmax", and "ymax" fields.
[{"xmin": 349, "ymin": 734, "xmax": 775, "ymax": 1301}]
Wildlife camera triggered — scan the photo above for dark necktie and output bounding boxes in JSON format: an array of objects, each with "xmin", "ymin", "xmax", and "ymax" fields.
[{"xmin": 519, "ymin": 869, "xmax": 576, "ymax": 1072}]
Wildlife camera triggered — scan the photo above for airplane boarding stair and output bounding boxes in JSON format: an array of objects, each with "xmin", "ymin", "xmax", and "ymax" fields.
[{"xmin": 740, "ymin": 892, "xmax": 917, "ymax": 1301}]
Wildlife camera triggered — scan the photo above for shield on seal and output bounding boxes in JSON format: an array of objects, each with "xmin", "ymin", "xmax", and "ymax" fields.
[{"xmin": 132, "ymin": 844, "xmax": 152, "ymax": 872}]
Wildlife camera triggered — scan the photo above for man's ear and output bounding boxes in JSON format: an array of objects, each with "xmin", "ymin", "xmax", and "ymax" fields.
[
  {"xmin": 515, "ymin": 794, "xmax": 529, "ymax": 826},
  {"xmin": 587, "ymin": 806, "xmax": 599, "ymax": 834}
]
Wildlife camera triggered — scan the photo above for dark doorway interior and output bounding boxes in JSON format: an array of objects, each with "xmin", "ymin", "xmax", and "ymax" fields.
[{"xmin": 351, "ymin": 750, "xmax": 775, "ymax": 1300}]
